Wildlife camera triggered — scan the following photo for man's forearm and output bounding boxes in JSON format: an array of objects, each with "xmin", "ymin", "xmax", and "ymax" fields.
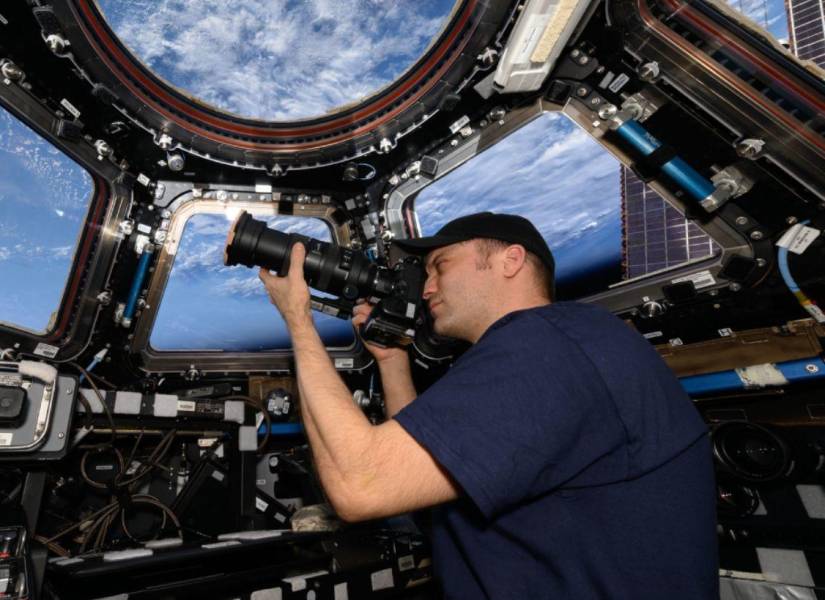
[
  {"xmin": 288, "ymin": 317, "xmax": 379, "ymax": 512},
  {"xmin": 377, "ymin": 356, "xmax": 417, "ymax": 418}
]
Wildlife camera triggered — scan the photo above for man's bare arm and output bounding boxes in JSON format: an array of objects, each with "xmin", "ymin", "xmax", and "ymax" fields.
[
  {"xmin": 376, "ymin": 354, "xmax": 417, "ymax": 417},
  {"xmin": 351, "ymin": 302, "xmax": 417, "ymax": 417}
]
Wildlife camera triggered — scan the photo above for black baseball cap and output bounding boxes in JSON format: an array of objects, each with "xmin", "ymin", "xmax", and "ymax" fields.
[{"xmin": 394, "ymin": 212, "xmax": 555, "ymax": 275}]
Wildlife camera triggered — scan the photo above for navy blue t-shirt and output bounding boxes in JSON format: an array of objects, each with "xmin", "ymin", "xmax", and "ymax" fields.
[{"xmin": 394, "ymin": 302, "xmax": 718, "ymax": 599}]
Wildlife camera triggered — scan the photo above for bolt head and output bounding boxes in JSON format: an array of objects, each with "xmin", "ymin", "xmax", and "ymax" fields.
[
  {"xmin": 167, "ymin": 152, "xmax": 185, "ymax": 172},
  {"xmin": 729, "ymin": 283, "xmax": 742, "ymax": 292},
  {"xmin": 46, "ymin": 35, "xmax": 67, "ymax": 54},
  {"xmin": 1, "ymin": 62, "xmax": 23, "ymax": 81},
  {"xmin": 735, "ymin": 216, "xmax": 748, "ymax": 226},
  {"xmin": 576, "ymin": 87, "xmax": 589, "ymax": 97},
  {"xmin": 806, "ymin": 364, "xmax": 820, "ymax": 373},
  {"xmin": 786, "ymin": 216, "xmax": 798, "ymax": 225},
  {"xmin": 735, "ymin": 138, "xmax": 765, "ymax": 158},
  {"xmin": 597, "ymin": 104, "xmax": 618, "ymax": 120},
  {"xmin": 750, "ymin": 230, "xmax": 764, "ymax": 240},
  {"xmin": 95, "ymin": 140, "xmax": 112, "ymax": 157}
]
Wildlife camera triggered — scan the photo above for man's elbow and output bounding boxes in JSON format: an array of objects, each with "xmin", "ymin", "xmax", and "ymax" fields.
[{"xmin": 327, "ymin": 486, "xmax": 384, "ymax": 523}]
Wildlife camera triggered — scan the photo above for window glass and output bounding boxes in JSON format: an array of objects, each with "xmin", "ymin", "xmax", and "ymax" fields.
[
  {"xmin": 150, "ymin": 213, "xmax": 355, "ymax": 351},
  {"xmin": 0, "ymin": 105, "xmax": 94, "ymax": 333},
  {"xmin": 414, "ymin": 112, "xmax": 720, "ymax": 299},
  {"xmin": 96, "ymin": 0, "xmax": 458, "ymax": 121},
  {"xmin": 724, "ymin": 0, "xmax": 789, "ymax": 42}
]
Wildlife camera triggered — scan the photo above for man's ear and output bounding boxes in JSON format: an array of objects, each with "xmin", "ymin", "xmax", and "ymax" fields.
[{"xmin": 501, "ymin": 244, "xmax": 527, "ymax": 278}]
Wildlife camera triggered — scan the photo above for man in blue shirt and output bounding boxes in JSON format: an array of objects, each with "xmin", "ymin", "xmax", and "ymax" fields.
[{"xmin": 259, "ymin": 211, "xmax": 718, "ymax": 599}]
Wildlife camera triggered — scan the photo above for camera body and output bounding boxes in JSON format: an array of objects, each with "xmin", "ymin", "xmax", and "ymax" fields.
[{"xmin": 361, "ymin": 256, "xmax": 426, "ymax": 348}]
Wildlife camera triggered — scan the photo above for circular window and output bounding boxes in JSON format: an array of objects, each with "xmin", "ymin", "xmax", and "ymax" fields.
[{"xmin": 95, "ymin": 0, "xmax": 459, "ymax": 121}]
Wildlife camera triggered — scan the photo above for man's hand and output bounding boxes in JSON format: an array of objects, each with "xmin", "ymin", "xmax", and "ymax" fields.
[
  {"xmin": 259, "ymin": 242, "xmax": 312, "ymax": 327},
  {"xmin": 351, "ymin": 300, "xmax": 408, "ymax": 364}
]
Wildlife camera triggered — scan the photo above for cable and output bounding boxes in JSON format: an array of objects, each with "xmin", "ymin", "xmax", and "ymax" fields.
[
  {"xmin": 67, "ymin": 361, "xmax": 118, "ymax": 442},
  {"xmin": 777, "ymin": 221, "xmax": 825, "ymax": 323},
  {"xmin": 33, "ymin": 535, "xmax": 70, "ymax": 558},
  {"xmin": 80, "ymin": 447, "xmax": 125, "ymax": 490},
  {"xmin": 222, "ymin": 394, "xmax": 271, "ymax": 452},
  {"xmin": 117, "ymin": 429, "xmax": 177, "ymax": 489}
]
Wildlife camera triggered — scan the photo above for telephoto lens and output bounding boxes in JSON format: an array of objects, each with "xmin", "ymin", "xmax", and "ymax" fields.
[{"xmin": 224, "ymin": 211, "xmax": 392, "ymax": 301}]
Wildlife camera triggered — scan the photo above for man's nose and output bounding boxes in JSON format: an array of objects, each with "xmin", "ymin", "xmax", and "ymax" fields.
[{"xmin": 422, "ymin": 274, "xmax": 436, "ymax": 300}]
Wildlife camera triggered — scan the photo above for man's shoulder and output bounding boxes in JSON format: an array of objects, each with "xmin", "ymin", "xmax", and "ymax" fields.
[{"xmin": 486, "ymin": 301, "xmax": 623, "ymax": 339}]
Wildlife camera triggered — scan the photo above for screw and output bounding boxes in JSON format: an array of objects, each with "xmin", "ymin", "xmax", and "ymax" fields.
[
  {"xmin": 750, "ymin": 230, "xmax": 764, "ymax": 240},
  {"xmin": 58, "ymin": 432, "xmax": 65, "ymax": 439},
  {"xmin": 806, "ymin": 364, "xmax": 820, "ymax": 373},
  {"xmin": 589, "ymin": 97, "xmax": 601, "ymax": 106},
  {"xmin": 167, "ymin": 152, "xmax": 185, "ymax": 172},
  {"xmin": 0, "ymin": 62, "xmax": 23, "ymax": 81},
  {"xmin": 598, "ymin": 104, "xmax": 618, "ymax": 120},
  {"xmin": 756, "ymin": 258, "xmax": 767, "ymax": 267},
  {"xmin": 735, "ymin": 138, "xmax": 765, "ymax": 159},
  {"xmin": 94, "ymin": 140, "xmax": 113, "ymax": 158},
  {"xmin": 786, "ymin": 216, "xmax": 798, "ymax": 225},
  {"xmin": 638, "ymin": 61, "xmax": 660, "ymax": 82},
  {"xmin": 729, "ymin": 283, "xmax": 742, "ymax": 292},
  {"xmin": 378, "ymin": 137, "xmax": 393, "ymax": 153},
  {"xmin": 576, "ymin": 86, "xmax": 589, "ymax": 97},
  {"xmin": 735, "ymin": 216, "xmax": 748, "ymax": 226},
  {"xmin": 571, "ymin": 49, "xmax": 580, "ymax": 58},
  {"xmin": 46, "ymin": 34, "xmax": 68, "ymax": 54},
  {"xmin": 477, "ymin": 47, "xmax": 498, "ymax": 67},
  {"xmin": 577, "ymin": 55, "xmax": 589, "ymax": 65}
]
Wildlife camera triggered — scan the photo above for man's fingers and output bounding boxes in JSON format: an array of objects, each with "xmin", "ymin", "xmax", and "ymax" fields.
[
  {"xmin": 259, "ymin": 267, "xmax": 274, "ymax": 283},
  {"xmin": 289, "ymin": 242, "xmax": 306, "ymax": 280}
]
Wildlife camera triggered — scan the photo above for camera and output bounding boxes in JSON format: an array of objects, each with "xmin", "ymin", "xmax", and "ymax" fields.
[{"xmin": 224, "ymin": 211, "xmax": 458, "ymax": 358}]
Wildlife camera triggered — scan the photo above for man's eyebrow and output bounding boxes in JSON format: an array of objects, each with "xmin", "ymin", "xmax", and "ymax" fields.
[{"xmin": 426, "ymin": 248, "xmax": 447, "ymax": 268}]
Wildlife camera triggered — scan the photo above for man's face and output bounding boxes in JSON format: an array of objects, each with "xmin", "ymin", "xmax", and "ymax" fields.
[{"xmin": 422, "ymin": 241, "xmax": 496, "ymax": 342}]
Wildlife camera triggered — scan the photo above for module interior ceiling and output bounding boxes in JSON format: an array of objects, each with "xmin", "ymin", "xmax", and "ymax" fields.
[{"xmin": 94, "ymin": 0, "xmax": 461, "ymax": 122}]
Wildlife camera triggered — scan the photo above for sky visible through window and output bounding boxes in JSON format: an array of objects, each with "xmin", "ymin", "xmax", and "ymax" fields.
[
  {"xmin": 0, "ymin": 106, "xmax": 94, "ymax": 333},
  {"xmin": 415, "ymin": 112, "xmax": 624, "ymax": 294},
  {"xmin": 150, "ymin": 213, "xmax": 355, "ymax": 351},
  {"xmin": 95, "ymin": 0, "xmax": 458, "ymax": 121}
]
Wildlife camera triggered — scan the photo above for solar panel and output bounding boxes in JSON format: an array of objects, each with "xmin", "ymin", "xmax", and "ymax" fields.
[{"xmin": 621, "ymin": 167, "xmax": 718, "ymax": 279}]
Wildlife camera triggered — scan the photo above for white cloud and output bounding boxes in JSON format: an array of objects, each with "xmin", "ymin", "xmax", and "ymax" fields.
[
  {"xmin": 415, "ymin": 112, "xmax": 621, "ymax": 252},
  {"xmin": 214, "ymin": 275, "xmax": 266, "ymax": 298},
  {"xmin": 97, "ymin": 0, "xmax": 454, "ymax": 120},
  {"xmin": 0, "ymin": 110, "xmax": 94, "ymax": 222}
]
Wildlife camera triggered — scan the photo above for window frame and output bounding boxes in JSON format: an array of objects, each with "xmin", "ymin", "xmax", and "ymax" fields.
[
  {"xmin": 383, "ymin": 98, "xmax": 750, "ymax": 315},
  {"xmin": 131, "ymin": 191, "xmax": 370, "ymax": 374},
  {"xmin": 0, "ymin": 89, "xmax": 127, "ymax": 362}
]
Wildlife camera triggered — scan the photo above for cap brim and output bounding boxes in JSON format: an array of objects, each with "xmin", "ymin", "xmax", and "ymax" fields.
[{"xmin": 392, "ymin": 235, "xmax": 468, "ymax": 254}]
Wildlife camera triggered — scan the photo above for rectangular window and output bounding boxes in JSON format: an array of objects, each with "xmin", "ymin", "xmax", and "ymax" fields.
[
  {"xmin": 149, "ymin": 212, "xmax": 355, "ymax": 351},
  {"xmin": 0, "ymin": 105, "xmax": 94, "ymax": 333}
]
